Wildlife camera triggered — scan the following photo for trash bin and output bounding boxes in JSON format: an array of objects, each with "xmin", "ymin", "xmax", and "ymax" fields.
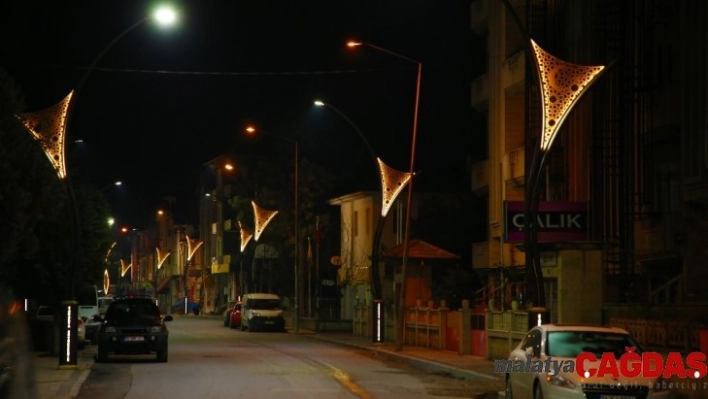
[
  {"xmin": 699, "ymin": 329, "xmax": 708, "ymax": 355},
  {"xmin": 528, "ymin": 307, "xmax": 551, "ymax": 330}
]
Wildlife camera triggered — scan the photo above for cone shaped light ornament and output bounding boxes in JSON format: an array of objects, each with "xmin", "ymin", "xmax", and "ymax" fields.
[
  {"xmin": 156, "ymin": 248, "xmax": 171, "ymax": 270},
  {"xmin": 120, "ymin": 259, "xmax": 132, "ymax": 277},
  {"xmin": 252, "ymin": 201, "xmax": 278, "ymax": 242},
  {"xmin": 17, "ymin": 91, "xmax": 74, "ymax": 179},
  {"xmin": 103, "ymin": 269, "xmax": 110, "ymax": 295},
  {"xmin": 377, "ymin": 157, "xmax": 413, "ymax": 217},
  {"xmin": 239, "ymin": 221, "xmax": 253, "ymax": 252},
  {"xmin": 530, "ymin": 40, "xmax": 605, "ymax": 152},
  {"xmin": 186, "ymin": 235, "xmax": 203, "ymax": 261},
  {"xmin": 104, "ymin": 242, "xmax": 117, "ymax": 263}
]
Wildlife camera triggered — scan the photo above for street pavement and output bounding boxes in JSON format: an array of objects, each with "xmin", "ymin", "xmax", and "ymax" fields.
[{"xmin": 30, "ymin": 316, "xmax": 505, "ymax": 399}]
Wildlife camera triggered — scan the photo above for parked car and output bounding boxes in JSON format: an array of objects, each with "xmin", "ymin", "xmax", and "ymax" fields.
[
  {"xmin": 35, "ymin": 306, "xmax": 86, "ymax": 348},
  {"xmin": 222, "ymin": 300, "xmax": 237, "ymax": 327},
  {"xmin": 96, "ymin": 296, "xmax": 173, "ymax": 363},
  {"xmin": 228, "ymin": 302, "xmax": 242, "ymax": 329},
  {"xmin": 504, "ymin": 324, "xmax": 670, "ymax": 399},
  {"xmin": 240, "ymin": 293, "xmax": 285, "ymax": 332}
]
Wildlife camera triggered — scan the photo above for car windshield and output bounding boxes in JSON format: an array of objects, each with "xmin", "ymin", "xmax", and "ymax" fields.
[
  {"xmin": 546, "ymin": 331, "xmax": 641, "ymax": 358},
  {"xmin": 248, "ymin": 299, "xmax": 280, "ymax": 310},
  {"xmin": 105, "ymin": 301, "xmax": 160, "ymax": 323}
]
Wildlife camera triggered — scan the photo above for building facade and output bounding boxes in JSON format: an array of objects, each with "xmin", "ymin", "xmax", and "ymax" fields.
[{"xmin": 470, "ymin": 0, "xmax": 708, "ymax": 328}]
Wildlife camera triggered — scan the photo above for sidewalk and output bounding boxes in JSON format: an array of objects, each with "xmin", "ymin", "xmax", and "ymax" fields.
[{"xmin": 32, "ymin": 345, "xmax": 95, "ymax": 399}]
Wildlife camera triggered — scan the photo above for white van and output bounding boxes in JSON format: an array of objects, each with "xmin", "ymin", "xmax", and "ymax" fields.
[{"xmin": 240, "ymin": 293, "xmax": 285, "ymax": 332}]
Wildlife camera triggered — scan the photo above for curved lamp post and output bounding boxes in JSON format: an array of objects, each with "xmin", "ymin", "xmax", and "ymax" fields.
[
  {"xmin": 313, "ymin": 100, "xmax": 377, "ymax": 162},
  {"xmin": 347, "ymin": 41, "xmax": 421, "ymax": 349},
  {"xmin": 245, "ymin": 126, "xmax": 299, "ymax": 331},
  {"xmin": 523, "ymin": 40, "xmax": 605, "ymax": 314},
  {"xmin": 251, "ymin": 201, "xmax": 279, "ymax": 294}
]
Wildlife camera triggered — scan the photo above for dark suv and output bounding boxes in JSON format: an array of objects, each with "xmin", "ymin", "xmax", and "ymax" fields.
[{"xmin": 96, "ymin": 297, "xmax": 173, "ymax": 362}]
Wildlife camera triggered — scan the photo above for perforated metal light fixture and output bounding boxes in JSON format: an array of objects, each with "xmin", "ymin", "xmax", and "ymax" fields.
[
  {"xmin": 252, "ymin": 201, "xmax": 278, "ymax": 242},
  {"xmin": 377, "ymin": 157, "xmax": 413, "ymax": 217},
  {"xmin": 120, "ymin": 259, "xmax": 132, "ymax": 277},
  {"xmin": 156, "ymin": 248, "xmax": 171, "ymax": 270},
  {"xmin": 186, "ymin": 235, "xmax": 203, "ymax": 261},
  {"xmin": 16, "ymin": 91, "xmax": 74, "ymax": 179},
  {"xmin": 530, "ymin": 40, "xmax": 605, "ymax": 152},
  {"xmin": 239, "ymin": 221, "xmax": 253, "ymax": 252}
]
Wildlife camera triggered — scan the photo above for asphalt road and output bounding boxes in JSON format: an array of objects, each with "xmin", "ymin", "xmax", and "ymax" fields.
[{"xmin": 75, "ymin": 316, "xmax": 494, "ymax": 398}]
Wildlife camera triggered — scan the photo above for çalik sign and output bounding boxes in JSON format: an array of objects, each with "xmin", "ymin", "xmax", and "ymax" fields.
[{"xmin": 505, "ymin": 201, "xmax": 589, "ymax": 243}]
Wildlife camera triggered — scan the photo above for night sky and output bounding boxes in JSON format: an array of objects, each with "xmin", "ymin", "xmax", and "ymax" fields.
[{"xmin": 0, "ymin": 0, "xmax": 483, "ymax": 228}]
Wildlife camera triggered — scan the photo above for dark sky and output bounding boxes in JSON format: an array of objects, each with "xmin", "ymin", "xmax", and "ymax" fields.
[{"xmin": 0, "ymin": 0, "xmax": 482, "ymax": 228}]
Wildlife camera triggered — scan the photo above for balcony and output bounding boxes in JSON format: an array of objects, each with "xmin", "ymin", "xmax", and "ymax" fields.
[
  {"xmin": 471, "ymin": 159, "xmax": 489, "ymax": 194},
  {"xmin": 470, "ymin": 73, "xmax": 489, "ymax": 111},
  {"xmin": 470, "ymin": 0, "xmax": 488, "ymax": 35}
]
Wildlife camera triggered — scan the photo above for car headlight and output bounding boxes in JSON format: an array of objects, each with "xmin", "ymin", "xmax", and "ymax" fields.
[
  {"xmin": 546, "ymin": 373, "xmax": 579, "ymax": 390},
  {"xmin": 104, "ymin": 326, "xmax": 117, "ymax": 333},
  {"xmin": 150, "ymin": 326, "xmax": 163, "ymax": 333}
]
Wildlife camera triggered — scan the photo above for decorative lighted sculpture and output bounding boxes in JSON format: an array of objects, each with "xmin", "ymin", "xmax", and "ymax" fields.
[
  {"xmin": 239, "ymin": 221, "xmax": 253, "ymax": 252},
  {"xmin": 186, "ymin": 235, "xmax": 203, "ymax": 261},
  {"xmin": 103, "ymin": 269, "xmax": 110, "ymax": 295},
  {"xmin": 530, "ymin": 39, "xmax": 605, "ymax": 152},
  {"xmin": 16, "ymin": 91, "xmax": 74, "ymax": 179},
  {"xmin": 252, "ymin": 201, "xmax": 278, "ymax": 242},
  {"xmin": 377, "ymin": 157, "xmax": 413, "ymax": 217},
  {"xmin": 120, "ymin": 259, "xmax": 132, "ymax": 277},
  {"xmin": 156, "ymin": 248, "xmax": 171, "ymax": 270}
]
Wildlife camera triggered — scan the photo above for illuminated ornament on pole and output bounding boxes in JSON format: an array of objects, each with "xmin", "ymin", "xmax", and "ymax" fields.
[
  {"xmin": 377, "ymin": 157, "xmax": 413, "ymax": 217},
  {"xmin": 104, "ymin": 242, "xmax": 117, "ymax": 263},
  {"xmin": 252, "ymin": 201, "xmax": 278, "ymax": 242},
  {"xmin": 120, "ymin": 259, "xmax": 132, "ymax": 277},
  {"xmin": 156, "ymin": 248, "xmax": 171, "ymax": 270},
  {"xmin": 239, "ymin": 221, "xmax": 253, "ymax": 252},
  {"xmin": 186, "ymin": 235, "xmax": 203, "ymax": 261},
  {"xmin": 530, "ymin": 40, "xmax": 605, "ymax": 152},
  {"xmin": 16, "ymin": 91, "xmax": 74, "ymax": 179},
  {"xmin": 103, "ymin": 269, "xmax": 110, "ymax": 295}
]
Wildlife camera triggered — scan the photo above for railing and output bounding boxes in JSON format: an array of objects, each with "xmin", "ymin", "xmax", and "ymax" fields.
[
  {"xmin": 649, "ymin": 274, "xmax": 683, "ymax": 304},
  {"xmin": 404, "ymin": 304, "xmax": 446, "ymax": 349}
]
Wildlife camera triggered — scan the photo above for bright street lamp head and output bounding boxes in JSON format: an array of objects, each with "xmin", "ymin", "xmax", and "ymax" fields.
[
  {"xmin": 245, "ymin": 126, "xmax": 256, "ymax": 134},
  {"xmin": 224, "ymin": 163, "xmax": 234, "ymax": 171},
  {"xmin": 313, "ymin": 100, "xmax": 325, "ymax": 107},
  {"xmin": 153, "ymin": 5, "xmax": 178, "ymax": 26},
  {"xmin": 346, "ymin": 41, "xmax": 363, "ymax": 48}
]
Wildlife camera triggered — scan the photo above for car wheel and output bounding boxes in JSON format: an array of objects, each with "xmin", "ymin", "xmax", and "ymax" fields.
[
  {"xmin": 97, "ymin": 347, "xmax": 108, "ymax": 363},
  {"xmin": 534, "ymin": 382, "xmax": 544, "ymax": 399},
  {"xmin": 229, "ymin": 319, "xmax": 237, "ymax": 329},
  {"xmin": 157, "ymin": 344, "xmax": 168, "ymax": 363},
  {"xmin": 504, "ymin": 376, "xmax": 513, "ymax": 399}
]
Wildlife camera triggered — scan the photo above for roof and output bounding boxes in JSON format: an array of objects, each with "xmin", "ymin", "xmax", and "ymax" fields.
[{"xmin": 381, "ymin": 239, "xmax": 459, "ymax": 260}]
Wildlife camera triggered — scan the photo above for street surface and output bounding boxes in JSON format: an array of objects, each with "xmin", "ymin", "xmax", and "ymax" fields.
[{"xmin": 76, "ymin": 316, "xmax": 495, "ymax": 398}]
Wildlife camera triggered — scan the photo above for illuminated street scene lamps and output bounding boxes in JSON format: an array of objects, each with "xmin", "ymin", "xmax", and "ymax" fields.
[
  {"xmin": 245, "ymin": 126, "xmax": 299, "ymax": 331},
  {"xmin": 523, "ymin": 40, "xmax": 605, "ymax": 317},
  {"xmin": 347, "ymin": 40, "xmax": 421, "ymax": 349}
]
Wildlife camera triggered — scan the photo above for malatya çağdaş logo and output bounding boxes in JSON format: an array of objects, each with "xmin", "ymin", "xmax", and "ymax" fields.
[{"xmin": 496, "ymin": 347, "xmax": 707, "ymax": 379}]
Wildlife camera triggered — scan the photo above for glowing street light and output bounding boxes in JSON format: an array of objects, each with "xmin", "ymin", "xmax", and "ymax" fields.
[{"xmin": 347, "ymin": 40, "xmax": 421, "ymax": 349}]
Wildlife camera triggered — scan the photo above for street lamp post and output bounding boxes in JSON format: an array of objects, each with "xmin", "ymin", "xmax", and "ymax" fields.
[
  {"xmin": 245, "ymin": 126, "xmax": 299, "ymax": 332},
  {"xmin": 347, "ymin": 41, "xmax": 421, "ymax": 350}
]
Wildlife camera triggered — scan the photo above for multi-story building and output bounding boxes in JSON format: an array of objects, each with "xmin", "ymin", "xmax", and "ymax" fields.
[{"xmin": 470, "ymin": 0, "xmax": 708, "ymax": 336}]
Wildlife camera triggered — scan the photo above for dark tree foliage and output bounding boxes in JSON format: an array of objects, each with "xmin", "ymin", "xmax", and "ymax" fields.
[{"xmin": 0, "ymin": 68, "xmax": 113, "ymax": 304}]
